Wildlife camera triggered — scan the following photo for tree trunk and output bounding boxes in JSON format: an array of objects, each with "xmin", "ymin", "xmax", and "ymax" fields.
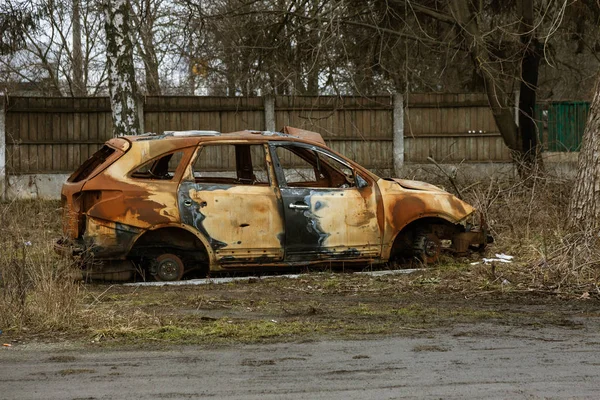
[
  {"xmin": 104, "ymin": 0, "xmax": 141, "ymax": 137},
  {"xmin": 72, "ymin": 0, "xmax": 85, "ymax": 96},
  {"xmin": 141, "ymin": 37, "xmax": 161, "ymax": 95},
  {"xmin": 130, "ymin": 2, "xmax": 161, "ymax": 95},
  {"xmin": 450, "ymin": 0, "xmax": 543, "ymax": 177},
  {"xmin": 187, "ymin": 54, "xmax": 196, "ymax": 95},
  {"xmin": 516, "ymin": 0, "xmax": 543, "ymax": 176},
  {"xmin": 449, "ymin": 0, "xmax": 519, "ymax": 152},
  {"xmin": 517, "ymin": 42, "xmax": 541, "ymax": 171},
  {"xmin": 568, "ymin": 74, "xmax": 600, "ymax": 235}
]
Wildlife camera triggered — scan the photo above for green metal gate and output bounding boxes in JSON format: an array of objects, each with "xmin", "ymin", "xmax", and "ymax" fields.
[{"xmin": 536, "ymin": 101, "xmax": 590, "ymax": 152}]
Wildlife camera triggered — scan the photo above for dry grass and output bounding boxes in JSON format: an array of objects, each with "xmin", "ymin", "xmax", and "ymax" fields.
[
  {"xmin": 0, "ymin": 200, "xmax": 80, "ymax": 331},
  {"xmin": 458, "ymin": 168, "xmax": 600, "ymax": 292},
  {"xmin": 1, "ymin": 169, "xmax": 599, "ymax": 342}
]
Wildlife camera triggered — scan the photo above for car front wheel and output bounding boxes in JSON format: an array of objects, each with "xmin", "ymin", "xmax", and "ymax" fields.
[{"xmin": 413, "ymin": 232, "xmax": 441, "ymax": 265}]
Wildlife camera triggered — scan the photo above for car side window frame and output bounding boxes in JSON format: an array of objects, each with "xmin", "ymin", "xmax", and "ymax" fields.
[
  {"xmin": 128, "ymin": 147, "xmax": 194, "ymax": 183},
  {"xmin": 186, "ymin": 142, "xmax": 273, "ymax": 186},
  {"xmin": 269, "ymin": 142, "xmax": 364, "ymax": 189}
]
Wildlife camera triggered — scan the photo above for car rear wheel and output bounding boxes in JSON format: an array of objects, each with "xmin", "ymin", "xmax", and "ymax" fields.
[
  {"xmin": 413, "ymin": 232, "xmax": 441, "ymax": 265},
  {"xmin": 154, "ymin": 253, "xmax": 185, "ymax": 281}
]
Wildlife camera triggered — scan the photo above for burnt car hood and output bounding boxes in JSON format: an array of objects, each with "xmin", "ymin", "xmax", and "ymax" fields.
[
  {"xmin": 377, "ymin": 178, "xmax": 476, "ymax": 231},
  {"xmin": 388, "ymin": 178, "xmax": 445, "ymax": 192}
]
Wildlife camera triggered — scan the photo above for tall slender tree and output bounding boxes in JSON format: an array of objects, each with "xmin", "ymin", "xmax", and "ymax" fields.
[
  {"xmin": 72, "ymin": 0, "xmax": 85, "ymax": 95},
  {"xmin": 130, "ymin": 0, "xmax": 162, "ymax": 95},
  {"xmin": 104, "ymin": 0, "xmax": 140, "ymax": 136}
]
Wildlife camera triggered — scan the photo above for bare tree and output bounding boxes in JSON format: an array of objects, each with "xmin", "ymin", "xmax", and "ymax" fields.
[
  {"xmin": 568, "ymin": 72, "xmax": 600, "ymax": 235},
  {"xmin": 130, "ymin": 0, "xmax": 162, "ymax": 95},
  {"xmin": 181, "ymin": 0, "xmax": 338, "ymax": 95},
  {"xmin": 449, "ymin": 0, "xmax": 543, "ymax": 174},
  {"xmin": 72, "ymin": 0, "xmax": 85, "ymax": 95},
  {"xmin": 0, "ymin": 0, "xmax": 107, "ymax": 96},
  {"xmin": 104, "ymin": 0, "xmax": 140, "ymax": 136},
  {"xmin": 180, "ymin": 0, "xmax": 598, "ymax": 176},
  {"xmin": 0, "ymin": 1, "xmax": 38, "ymax": 55}
]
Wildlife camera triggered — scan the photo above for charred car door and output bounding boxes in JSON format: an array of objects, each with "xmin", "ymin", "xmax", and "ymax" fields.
[
  {"xmin": 270, "ymin": 142, "xmax": 381, "ymax": 262},
  {"xmin": 178, "ymin": 143, "xmax": 285, "ymax": 265}
]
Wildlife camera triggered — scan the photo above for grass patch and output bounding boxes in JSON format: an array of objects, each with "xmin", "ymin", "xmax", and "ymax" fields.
[{"xmin": 92, "ymin": 319, "xmax": 320, "ymax": 344}]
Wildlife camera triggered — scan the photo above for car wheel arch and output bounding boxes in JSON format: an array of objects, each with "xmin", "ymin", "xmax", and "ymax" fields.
[
  {"xmin": 387, "ymin": 215, "xmax": 463, "ymax": 261},
  {"xmin": 127, "ymin": 224, "xmax": 215, "ymax": 266}
]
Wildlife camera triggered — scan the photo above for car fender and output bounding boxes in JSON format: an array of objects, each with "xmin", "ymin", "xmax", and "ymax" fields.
[{"xmin": 127, "ymin": 222, "xmax": 217, "ymax": 264}]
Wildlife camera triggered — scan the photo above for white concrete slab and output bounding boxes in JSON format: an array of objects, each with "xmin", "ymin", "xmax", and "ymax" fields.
[
  {"xmin": 123, "ymin": 268, "xmax": 424, "ymax": 287},
  {"xmin": 6, "ymin": 174, "xmax": 69, "ymax": 200}
]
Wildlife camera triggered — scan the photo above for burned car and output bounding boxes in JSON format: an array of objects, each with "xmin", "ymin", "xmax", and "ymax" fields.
[{"xmin": 57, "ymin": 126, "xmax": 490, "ymax": 281}]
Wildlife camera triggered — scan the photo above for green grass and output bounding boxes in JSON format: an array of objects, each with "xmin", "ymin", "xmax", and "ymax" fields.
[{"xmin": 92, "ymin": 319, "xmax": 321, "ymax": 344}]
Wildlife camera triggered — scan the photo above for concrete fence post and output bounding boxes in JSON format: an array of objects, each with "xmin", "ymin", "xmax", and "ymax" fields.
[
  {"xmin": 0, "ymin": 95, "xmax": 6, "ymax": 201},
  {"xmin": 393, "ymin": 93, "xmax": 405, "ymax": 177},
  {"xmin": 137, "ymin": 96, "xmax": 145, "ymax": 134},
  {"xmin": 264, "ymin": 95, "xmax": 276, "ymax": 132}
]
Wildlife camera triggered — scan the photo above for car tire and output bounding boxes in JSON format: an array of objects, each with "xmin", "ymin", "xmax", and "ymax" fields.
[
  {"xmin": 413, "ymin": 232, "xmax": 441, "ymax": 265},
  {"xmin": 154, "ymin": 253, "xmax": 185, "ymax": 281}
]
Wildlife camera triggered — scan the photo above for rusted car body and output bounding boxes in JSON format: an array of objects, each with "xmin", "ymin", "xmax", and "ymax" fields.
[{"xmin": 57, "ymin": 127, "xmax": 490, "ymax": 281}]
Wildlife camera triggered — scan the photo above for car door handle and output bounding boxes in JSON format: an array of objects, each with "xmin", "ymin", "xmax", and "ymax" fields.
[{"xmin": 289, "ymin": 203, "xmax": 310, "ymax": 210}]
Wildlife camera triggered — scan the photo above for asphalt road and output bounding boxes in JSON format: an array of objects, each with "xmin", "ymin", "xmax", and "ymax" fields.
[{"xmin": 1, "ymin": 321, "xmax": 599, "ymax": 400}]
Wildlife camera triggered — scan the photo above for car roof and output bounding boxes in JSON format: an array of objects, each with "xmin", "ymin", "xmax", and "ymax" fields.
[{"xmin": 124, "ymin": 126, "xmax": 326, "ymax": 146}]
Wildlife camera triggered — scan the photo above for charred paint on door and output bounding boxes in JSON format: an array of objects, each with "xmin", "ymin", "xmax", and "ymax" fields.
[
  {"xmin": 280, "ymin": 187, "xmax": 381, "ymax": 261},
  {"xmin": 178, "ymin": 181, "xmax": 229, "ymax": 251},
  {"xmin": 178, "ymin": 181, "xmax": 285, "ymax": 264}
]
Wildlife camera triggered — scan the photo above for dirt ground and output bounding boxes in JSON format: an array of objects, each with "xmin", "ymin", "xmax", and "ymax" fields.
[
  {"xmin": 3, "ymin": 266, "xmax": 600, "ymax": 345},
  {"xmin": 2, "ymin": 267, "xmax": 600, "ymax": 399}
]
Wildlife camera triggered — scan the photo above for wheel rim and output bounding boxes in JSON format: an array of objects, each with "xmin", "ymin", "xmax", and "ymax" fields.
[
  {"xmin": 415, "ymin": 233, "xmax": 441, "ymax": 264},
  {"xmin": 155, "ymin": 254, "xmax": 184, "ymax": 281},
  {"xmin": 424, "ymin": 237, "xmax": 439, "ymax": 257}
]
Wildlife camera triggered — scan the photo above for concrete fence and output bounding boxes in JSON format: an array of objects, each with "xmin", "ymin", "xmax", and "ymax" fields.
[{"xmin": 0, "ymin": 93, "xmax": 530, "ymax": 200}]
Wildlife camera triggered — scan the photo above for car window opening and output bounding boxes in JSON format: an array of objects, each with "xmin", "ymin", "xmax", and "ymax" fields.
[
  {"xmin": 68, "ymin": 145, "xmax": 116, "ymax": 183},
  {"xmin": 192, "ymin": 144, "xmax": 269, "ymax": 186},
  {"xmin": 275, "ymin": 145, "xmax": 355, "ymax": 189},
  {"xmin": 131, "ymin": 151, "xmax": 184, "ymax": 180}
]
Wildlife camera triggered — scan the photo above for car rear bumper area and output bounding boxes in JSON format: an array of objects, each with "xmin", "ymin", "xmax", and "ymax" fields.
[
  {"xmin": 55, "ymin": 237, "xmax": 136, "ymax": 281},
  {"xmin": 57, "ymin": 217, "xmax": 143, "ymax": 260}
]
